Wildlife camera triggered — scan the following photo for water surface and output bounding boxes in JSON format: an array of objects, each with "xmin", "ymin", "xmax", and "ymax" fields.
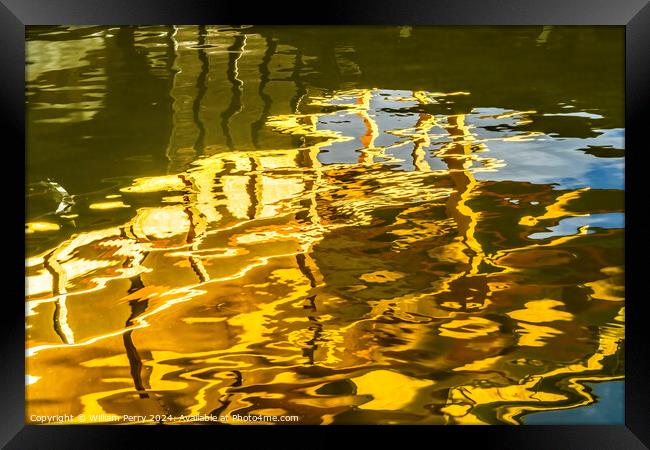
[{"xmin": 26, "ymin": 26, "xmax": 624, "ymax": 425}]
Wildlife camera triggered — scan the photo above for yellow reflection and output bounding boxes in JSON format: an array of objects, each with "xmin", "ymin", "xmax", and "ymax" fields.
[
  {"xmin": 121, "ymin": 175, "xmax": 187, "ymax": 193},
  {"xmin": 26, "ymin": 222, "xmax": 60, "ymax": 233},
  {"xmin": 439, "ymin": 317, "xmax": 501, "ymax": 339},
  {"xmin": 585, "ymin": 266, "xmax": 624, "ymax": 301},
  {"xmin": 25, "ymin": 86, "xmax": 623, "ymax": 425},
  {"xmin": 354, "ymin": 370, "xmax": 434, "ymax": 411},
  {"xmin": 507, "ymin": 299, "xmax": 574, "ymax": 323},
  {"xmin": 519, "ymin": 188, "xmax": 590, "ymax": 226},
  {"xmin": 132, "ymin": 206, "xmax": 190, "ymax": 240},
  {"xmin": 89, "ymin": 201, "xmax": 130, "ymax": 210}
]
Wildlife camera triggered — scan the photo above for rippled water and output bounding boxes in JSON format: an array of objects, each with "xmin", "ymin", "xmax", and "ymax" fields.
[{"xmin": 26, "ymin": 26, "xmax": 624, "ymax": 425}]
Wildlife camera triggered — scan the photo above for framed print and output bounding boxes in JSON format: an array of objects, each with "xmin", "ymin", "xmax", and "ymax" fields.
[{"xmin": 2, "ymin": 0, "xmax": 648, "ymax": 447}]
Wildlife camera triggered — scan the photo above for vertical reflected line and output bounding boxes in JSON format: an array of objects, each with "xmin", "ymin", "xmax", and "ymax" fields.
[
  {"xmin": 411, "ymin": 91, "xmax": 435, "ymax": 172},
  {"xmin": 185, "ymin": 209, "xmax": 209, "ymax": 283},
  {"xmin": 443, "ymin": 114, "xmax": 482, "ymax": 271},
  {"xmin": 123, "ymin": 299, "xmax": 150, "ymax": 399},
  {"xmin": 192, "ymin": 25, "xmax": 209, "ymax": 156},
  {"xmin": 356, "ymin": 90, "xmax": 379, "ymax": 164},
  {"xmin": 294, "ymin": 146, "xmax": 322, "ymax": 226},
  {"xmin": 165, "ymin": 25, "xmax": 180, "ymax": 171},
  {"xmin": 179, "ymin": 174, "xmax": 210, "ymax": 283},
  {"xmin": 290, "ymin": 49, "xmax": 306, "ymax": 113},
  {"xmin": 301, "ymin": 251, "xmax": 323, "ymax": 366},
  {"xmin": 245, "ymin": 157, "xmax": 262, "ymax": 219},
  {"xmin": 297, "ymin": 253, "xmax": 317, "ymax": 289},
  {"xmin": 295, "ymin": 135, "xmax": 323, "ymax": 365},
  {"xmin": 439, "ymin": 114, "xmax": 488, "ymax": 311},
  {"xmin": 117, "ymin": 227, "xmax": 171, "ymax": 409},
  {"xmin": 221, "ymin": 35, "xmax": 246, "ymax": 150},
  {"xmin": 118, "ymin": 225, "xmax": 151, "ymax": 399},
  {"xmin": 52, "ymin": 298, "xmax": 73, "ymax": 345},
  {"xmin": 251, "ymin": 37, "xmax": 277, "ymax": 148},
  {"xmin": 43, "ymin": 249, "xmax": 74, "ymax": 344},
  {"xmin": 303, "ymin": 318, "xmax": 323, "ymax": 365},
  {"xmin": 297, "ymin": 253, "xmax": 318, "ymax": 314},
  {"xmin": 301, "ymin": 249, "xmax": 323, "ymax": 366},
  {"xmin": 121, "ymin": 226, "xmax": 148, "ymax": 296},
  {"xmin": 307, "ymin": 144, "xmax": 323, "ymax": 226}
]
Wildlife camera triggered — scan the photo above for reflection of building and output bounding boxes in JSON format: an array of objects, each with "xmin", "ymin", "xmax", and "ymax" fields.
[
  {"xmin": 163, "ymin": 26, "xmax": 313, "ymax": 172},
  {"xmin": 26, "ymin": 86, "xmax": 624, "ymax": 424},
  {"xmin": 27, "ymin": 24, "xmax": 624, "ymax": 259},
  {"xmin": 141, "ymin": 25, "xmax": 625, "ymax": 172}
]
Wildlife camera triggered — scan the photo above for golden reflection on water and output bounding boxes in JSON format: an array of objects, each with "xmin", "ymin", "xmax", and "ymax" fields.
[{"xmin": 26, "ymin": 26, "xmax": 624, "ymax": 425}]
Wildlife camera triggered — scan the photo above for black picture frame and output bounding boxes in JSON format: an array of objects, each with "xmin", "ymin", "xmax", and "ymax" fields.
[{"xmin": 3, "ymin": 0, "xmax": 647, "ymax": 447}]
